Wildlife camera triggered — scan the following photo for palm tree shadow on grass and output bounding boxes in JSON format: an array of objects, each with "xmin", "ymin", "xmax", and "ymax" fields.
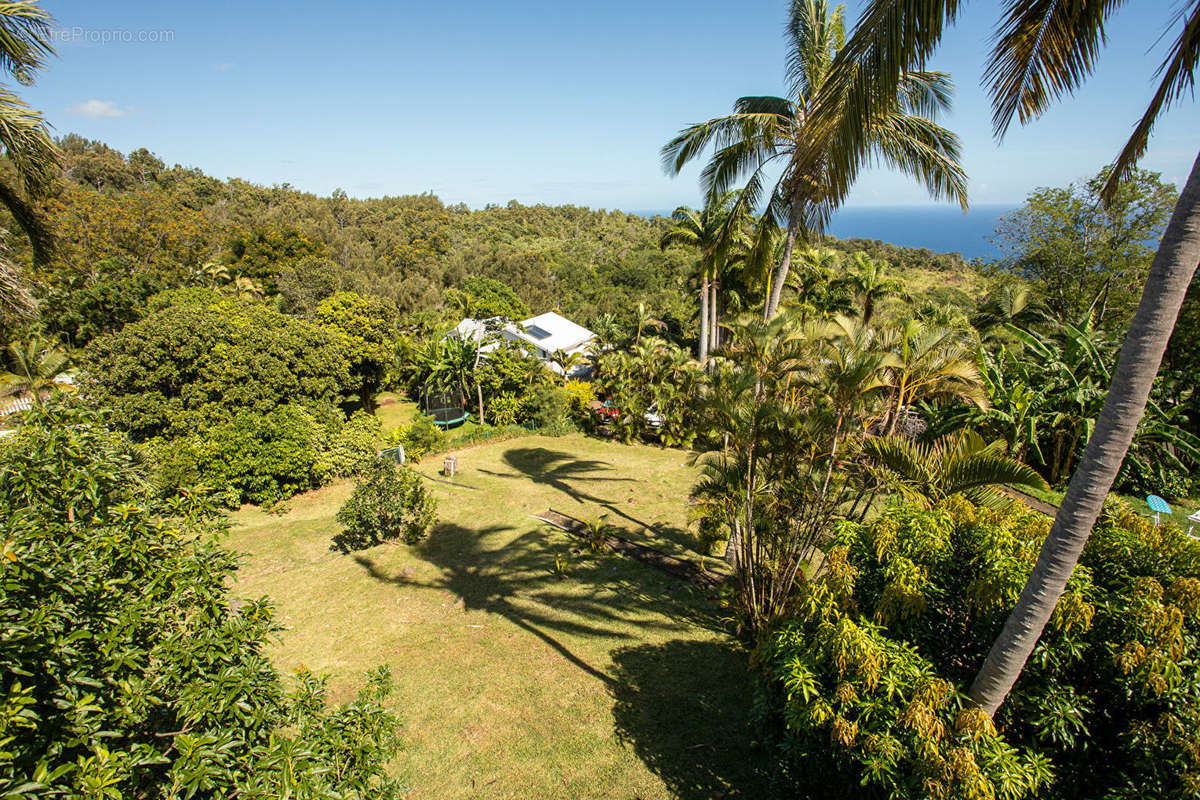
[
  {"xmin": 480, "ymin": 446, "xmax": 710, "ymax": 553},
  {"xmin": 352, "ymin": 521, "xmax": 722, "ymax": 684},
  {"xmin": 476, "ymin": 446, "xmax": 636, "ymax": 505},
  {"xmin": 609, "ymin": 639, "xmax": 778, "ymax": 799}
]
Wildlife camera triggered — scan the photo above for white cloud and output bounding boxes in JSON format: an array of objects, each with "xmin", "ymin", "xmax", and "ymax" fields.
[{"xmin": 66, "ymin": 99, "xmax": 128, "ymax": 119}]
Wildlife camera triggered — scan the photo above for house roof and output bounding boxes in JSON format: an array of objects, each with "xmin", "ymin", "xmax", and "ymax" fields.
[
  {"xmin": 449, "ymin": 312, "xmax": 595, "ymax": 355},
  {"xmin": 513, "ymin": 312, "xmax": 594, "ymax": 353}
]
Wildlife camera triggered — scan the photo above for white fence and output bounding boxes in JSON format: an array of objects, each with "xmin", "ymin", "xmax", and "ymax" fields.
[{"xmin": 0, "ymin": 396, "xmax": 34, "ymax": 417}]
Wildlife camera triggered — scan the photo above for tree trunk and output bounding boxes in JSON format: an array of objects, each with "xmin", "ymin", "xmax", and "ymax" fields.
[
  {"xmin": 765, "ymin": 201, "xmax": 803, "ymax": 320},
  {"xmin": 699, "ymin": 274, "xmax": 710, "ymax": 364},
  {"xmin": 473, "ymin": 333, "xmax": 486, "ymax": 425},
  {"xmin": 710, "ymin": 278, "xmax": 721, "ymax": 352},
  {"xmin": 967, "ymin": 150, "xmax": 1200, "ymax": 717}
]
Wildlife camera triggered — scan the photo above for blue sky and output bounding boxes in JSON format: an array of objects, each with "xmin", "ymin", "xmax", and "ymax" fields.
[{"xmin": 23, "ymin": 0, "xmax": 1200, "ymax": 212}]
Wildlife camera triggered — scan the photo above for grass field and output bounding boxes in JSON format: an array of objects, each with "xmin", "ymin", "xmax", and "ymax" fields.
[{"xmin": 229, "ymin": 432, "xmax": 771, "ymax": 799}]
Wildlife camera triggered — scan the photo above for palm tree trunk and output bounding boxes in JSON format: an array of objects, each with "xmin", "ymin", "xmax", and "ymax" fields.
[
  {"xmin": 710, "ymin": 278, "xmax": 721, "ymax": 352},
  {"xmin": 699, "ymin": 274, "xmax": 710, "ymax": 363},
  {"xmin": 967, "ymin": 151, "xmax": 1200, "ymax": 717},
  {"xmin": 765, "ymin": 201, "xmax": 803, "ymax": 320}
]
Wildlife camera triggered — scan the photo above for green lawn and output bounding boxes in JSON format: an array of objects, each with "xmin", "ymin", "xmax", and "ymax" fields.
[
  {"xmin": 1021, "ymin": 483, "xmax": 1199, "ymax": 529},
  {"xmin": 229, "ymin": 433, "xmax": 769, "ymax": 799}
]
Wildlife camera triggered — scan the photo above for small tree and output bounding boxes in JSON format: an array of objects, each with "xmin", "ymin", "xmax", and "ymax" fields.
[{"xmin": 333, "ymin": 459, "xmax": 437, "ymax": 552}]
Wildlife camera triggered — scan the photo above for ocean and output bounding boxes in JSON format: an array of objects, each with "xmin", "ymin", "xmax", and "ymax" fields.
[
  {"xmin": 638, "ymin": 203, "xmax": 1015, "ymax": 261},
  {"xmin": 826, "ymin": 204, "xmax": 1014, "ymax": 260}
]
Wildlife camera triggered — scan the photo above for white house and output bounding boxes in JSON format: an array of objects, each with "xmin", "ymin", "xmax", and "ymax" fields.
[{"xmin": 449, "ymin": 311, "xmax": 595, "ymax": 377}]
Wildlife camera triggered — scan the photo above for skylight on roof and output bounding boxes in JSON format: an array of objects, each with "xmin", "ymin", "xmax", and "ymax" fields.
[{"xmin": 525, "ymin": 325, "xmax": 552, "ymax": 340}]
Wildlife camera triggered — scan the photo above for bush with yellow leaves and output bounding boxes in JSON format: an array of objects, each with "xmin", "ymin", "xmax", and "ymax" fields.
[{"xmin": 758, "ymin": 496, "xmax": 1200, "ymax": 799}]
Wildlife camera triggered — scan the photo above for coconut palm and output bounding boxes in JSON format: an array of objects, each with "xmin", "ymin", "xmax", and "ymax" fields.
[
  {"xmin": 661, "ymin": 0, "xmax": 967, "ymax": 321},
  {"xmin": 659, "ymin": 193, "xmax": 746, "ymax": 362},
  {"xmin": 0, "ymin": 1, "xmax": 60, "ymax": 324},
  {"xmin": 865, "ymin": 428, "xmax": 1048, "ymax": 509},
  {"xmin": 846, "ymin": 252, "xmax": 905, "ymax": 326},
  {"xmin": 825, "ymin": 0, "xmax": 1200, "ymax": 718}
]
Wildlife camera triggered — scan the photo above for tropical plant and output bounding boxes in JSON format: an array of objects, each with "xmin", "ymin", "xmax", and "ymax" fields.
[
  {"xmin": 784, "ymin": 246, "xmax": 851, "ymax": 323},
  {"xmin": 760, "ymin": 495, "xmax": 1200, "ymax": 799},
  {"xmin": 879, "ymin": 316, "xmax": 987, "ymax": 435},
  {"xmin": 631, "ymin": 301, "xmax": 665, "ymax": 345},
  {"xmin": 0, "ymin": 401, "xmax": 404, "ymax": 798},
  {"xmin": 2, "ymin": 334, "xmax": 69, "ymax": 400},
  {"xmin": 865, "ymin": 428, "xmax": 1047, "ymax": 508},
  {"xmin": 822, "ymin": 0, "xmax": 1200, "ymax": 719},
  {"xmin": 846, "ymin": 252, "xmax": 905, "ymax": 325},
  {"xmin": 661, "ymin": 0, "xmax": 967, "ymax": 320},
  {"xmin": 333, "ymin": 458, "xmax": 438, "ymax": 552},
  {"xmin": 970, "ymin": 281, "xmax": 1047, "ymax": 345},
  {"xmin": 691, "ymin": 311, "xmax": 889, "ymax": 632},
  {"xmin": 0, "ymin": 1, "xmax": 60, "ymax": 325},
  {"xmin": 422, "ymin": 335, "xmax": 477, "ymax": 416},
  {"xmin": 548, "ymin": 348, "xmax": 584, "ymax": 383}
]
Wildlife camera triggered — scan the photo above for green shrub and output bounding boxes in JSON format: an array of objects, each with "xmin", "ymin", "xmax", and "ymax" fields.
[
  {"xmin": 333, "ymin": 458, "xmax": 438, "ymax": 552},
  {"xmin": 758, "ymin": 497, "xmax": 1200, "ymax": 800},
  {"xmin": 487, "ymin": 393, "xmax": 524, "ymax": 426},
  {"xmin": 320, "ymin": 410, "xmax": 382, "ymax": 479},
  {"xmin": 527, "ymin": 383, "xmax": 575, "ymax": 436},
  {"xmin": 0, "ymin": 401, "xmax": 403, "ymax": 798},
  {"xmin": 155, "ymin": 404, "xmax": 325, "ymax": 506},
  {"xmin": 563, "ymin": 378, "xmax": 596, "ymax": 418},
  {"xmin": 395, "ymin": 411, "xmax": 446, "ymax": 461}
]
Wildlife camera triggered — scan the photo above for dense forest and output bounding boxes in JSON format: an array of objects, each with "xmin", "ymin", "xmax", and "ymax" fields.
[{"xmin": 1, "ymin": 135, "xmax": 978, "ymax": 349}]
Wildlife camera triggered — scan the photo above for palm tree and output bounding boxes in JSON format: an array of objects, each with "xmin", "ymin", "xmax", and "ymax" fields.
[
  {"xmin": 548, "ymin": 348, "xmax": 584, "ymax": 384},
  {"xmin": 865, "ymin": 428, "xmax": 1048, "ymax": 509},
  {"xmin": 846, "ymin": 252, "xmax": 904, "ymax": 326},
  {"xmin": 659, "ymin": 194, "xmax": 744, "ymax": 362},
  {"xmin": 423, "ymin": 337, "xmax": 477, "ymax": 419},
  {"xmin": 3, "ymin": 335, "xmax": 69, "ymax": 403},
  {"xmin": 881, "ymin": 317, "xmax": 988, "ymax": 436},
  {"xmin": 971, "ymin": 282, "xmax": 1047, "ymax": 344},
  {"xmin": 826, "ymin": 0, "xmax": 1200, "ymax": 718},
  {"xmin": 661, "ymin": 0, "xmax": 967, "ymax": 321},
  {"xmin": 0, "ymin": 2, "xmax": 60, "ymax": 325},
  {"xmin": 230, "ymin": 275, "xmax": 264, "ymax": 301},
  {"xmin": 784, "ymin": 247, "xmax": 854, "ymax": 324},
  {"xmin": 202, "ymin": 261, "xmax": 231, "ymax": 289}
]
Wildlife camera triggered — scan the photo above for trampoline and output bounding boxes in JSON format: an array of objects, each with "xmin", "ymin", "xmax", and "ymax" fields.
[{"xmin": 424, "ymin": 389, "xmax": 469, "ymax": 428}]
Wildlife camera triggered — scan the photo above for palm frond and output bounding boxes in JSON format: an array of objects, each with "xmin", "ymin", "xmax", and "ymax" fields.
[
  {"xmin": 985, "ymin": 0, "xmax": 1127, "ymax": 138},
  {"xmin": 1103, "ymin": 0, "xmax": 1200, "ymax": 202}
]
